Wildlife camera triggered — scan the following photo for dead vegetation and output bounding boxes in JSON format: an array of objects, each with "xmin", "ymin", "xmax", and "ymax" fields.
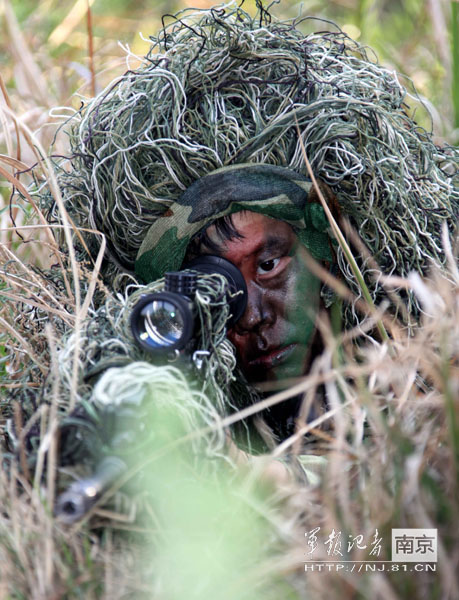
[{"xmin": 0, "ymin": 1, "xmax": 458, "ymax": 599}]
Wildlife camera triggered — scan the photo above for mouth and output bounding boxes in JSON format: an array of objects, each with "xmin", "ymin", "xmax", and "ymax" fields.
[{"xmin": 247, "ymin": 343, "xmax": 298, "ymax": 370}]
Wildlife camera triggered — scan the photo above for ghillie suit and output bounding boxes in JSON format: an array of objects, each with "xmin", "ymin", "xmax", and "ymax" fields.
[
  {"xmin": 49, "ymin": 4, "xmax": 457, "ymax": 310},
  {"xmin": 1, "ymin": 3, "xmax": 458, "ymax": 475}
]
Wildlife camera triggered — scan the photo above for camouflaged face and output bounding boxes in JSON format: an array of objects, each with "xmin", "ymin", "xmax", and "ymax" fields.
[{"xmin": 135, "ymin": 164, "xmax": 334, "ymax": 282}]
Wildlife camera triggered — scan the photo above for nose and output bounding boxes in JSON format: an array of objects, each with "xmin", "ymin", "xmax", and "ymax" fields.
[{"xmin": 234, "ymin": 281, "xmax": 275, "ymax": 334}]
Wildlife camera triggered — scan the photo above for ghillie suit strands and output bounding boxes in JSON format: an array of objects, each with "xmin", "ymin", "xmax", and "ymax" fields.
[
  {"xmin": 1, "ymin": 4, "xmax": 458, "ymax": 473},
  {"xmin": 43, "ymin": 2, "xmax": 457, "ymax": 319}
]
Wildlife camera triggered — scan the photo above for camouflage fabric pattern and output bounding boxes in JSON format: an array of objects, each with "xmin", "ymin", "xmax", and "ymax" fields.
[{"xmin": 135, "ymin": 163, "xmax": 334, "ymax": 282}]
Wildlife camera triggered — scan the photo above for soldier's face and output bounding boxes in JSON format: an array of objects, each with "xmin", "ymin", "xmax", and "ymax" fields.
[{"xmin": 204, "ymin": 212, "xmax": 321, "ymax": 386}]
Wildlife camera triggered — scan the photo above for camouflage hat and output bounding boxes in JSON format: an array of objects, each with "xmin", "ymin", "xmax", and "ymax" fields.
[{"xmin": 135, "ymin": 163, "xmax": 335, "ymax": 282}]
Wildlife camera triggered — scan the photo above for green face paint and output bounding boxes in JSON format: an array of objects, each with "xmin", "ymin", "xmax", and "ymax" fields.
[{"xmin": 199, "ymin": 211, "xmax": 321, "ymax": 386}]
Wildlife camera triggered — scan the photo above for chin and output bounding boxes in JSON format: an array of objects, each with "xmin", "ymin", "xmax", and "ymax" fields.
[
  {"xmin": 271, "ymin": 350, "xmax": 310, "ymax": 383},
  {"xmin": 242, "ymin": 366, "xmax": 305, "ymax": 390}
]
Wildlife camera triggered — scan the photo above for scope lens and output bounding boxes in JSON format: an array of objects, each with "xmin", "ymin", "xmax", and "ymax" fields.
[
  {"xmin": 130, "ymin": 292, "xmax": 194, "ymax": 353},
  {"xmin": 141, "ymin": 300, "xmax": 184, "ymax": 347}
]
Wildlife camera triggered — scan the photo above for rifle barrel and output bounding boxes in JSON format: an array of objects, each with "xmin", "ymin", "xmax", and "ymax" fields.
[{"xmin": 55, "ymin": 456, "xmax": 127, "ymax": 524}]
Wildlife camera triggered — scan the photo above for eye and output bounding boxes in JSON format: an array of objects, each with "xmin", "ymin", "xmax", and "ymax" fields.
[{"xmin": 257, "ymin": 257, "xmax": 280, "ymax": 274}]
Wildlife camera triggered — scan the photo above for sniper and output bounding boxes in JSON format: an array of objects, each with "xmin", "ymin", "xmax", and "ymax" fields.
[{"xmin": 3, "ymin": 4, "xmax": 458, "ymax": 498}]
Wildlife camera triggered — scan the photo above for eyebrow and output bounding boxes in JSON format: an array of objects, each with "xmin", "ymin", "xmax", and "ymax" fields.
[{"xmin": 257, "ymin": 235, "xmax": 292, "ymax": 257}]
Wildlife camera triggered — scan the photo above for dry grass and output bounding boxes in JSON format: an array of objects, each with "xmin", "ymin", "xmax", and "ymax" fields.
[
  {"xmin": 0, "ymin": 2, "xmax": 458, "ymax": 599},
  {"xmin": 0, "ymin": 241, "xmax": 457, "ymax": 598}
]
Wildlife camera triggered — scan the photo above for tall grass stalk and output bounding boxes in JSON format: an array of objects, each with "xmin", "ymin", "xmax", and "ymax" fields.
[
  {"xmin": 452, "ymin": 0, "xmax": 459, "ymax": 128},
  {"xmin": 296, "ymin": 119, "xmax": 391, "ymax": 344}
]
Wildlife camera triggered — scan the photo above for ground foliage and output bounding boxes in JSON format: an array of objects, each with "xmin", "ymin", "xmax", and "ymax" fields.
[{"xmin": 0, "ymin": 1, "xmax": 458, "ymax": 599}]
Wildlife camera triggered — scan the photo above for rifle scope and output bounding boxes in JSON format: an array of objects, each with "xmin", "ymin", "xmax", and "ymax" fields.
[{"xmin": 130, "ymin": 255, "xmax": 247, "ymax": 353}]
